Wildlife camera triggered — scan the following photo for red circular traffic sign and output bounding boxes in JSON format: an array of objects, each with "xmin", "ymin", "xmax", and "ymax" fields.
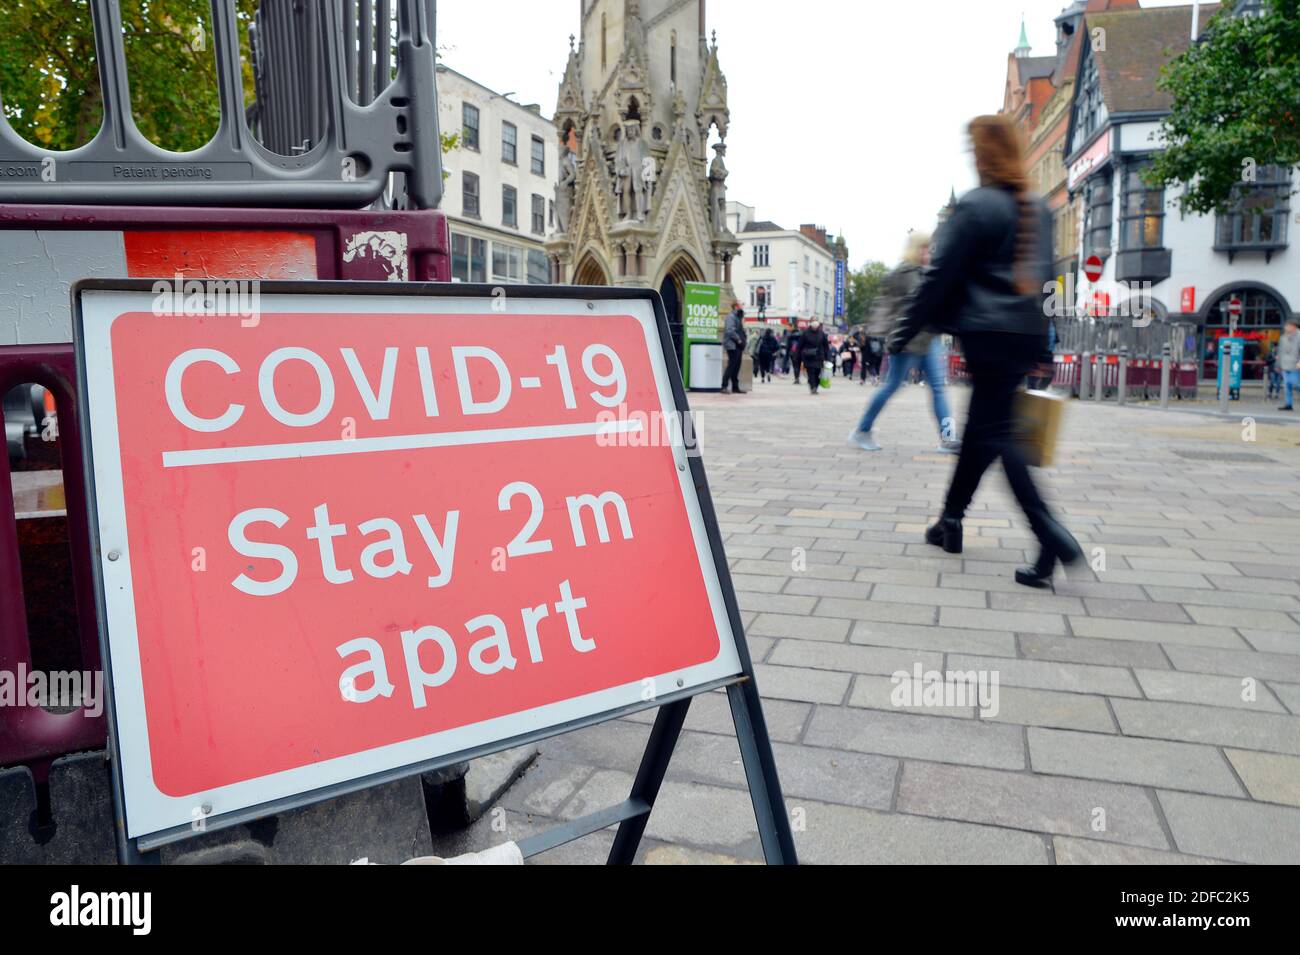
[
  {"xmin": 1084, "ymin": 255, "xmax": 1103, "ymax": 282},
  {"xmin": 1228, "ymin": 297, "xmax": 1243, "ymax": 317}
]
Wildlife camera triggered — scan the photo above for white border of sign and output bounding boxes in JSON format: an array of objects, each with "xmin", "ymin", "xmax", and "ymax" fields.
[{"xmin": 77, "ymin": 287, "xmax": 744, "ymax": 842}]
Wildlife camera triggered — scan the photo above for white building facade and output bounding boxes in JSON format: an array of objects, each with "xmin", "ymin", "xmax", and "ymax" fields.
[
  {"xmin": 726, "ymin": 201, "xmax": 841, "ymax": 327},
  {"xmin": 436, "ymin": 66, "xmax": 558, "ymax": 285},
  {"xmin": 1062, "ymin": 5, "xmax": 1298, "ymax": 382}
]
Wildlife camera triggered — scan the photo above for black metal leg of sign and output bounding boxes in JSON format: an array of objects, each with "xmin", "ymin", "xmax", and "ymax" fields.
[
  {"xmin": 606, "ymin": 696, "xmax": 691, "ymax": 864},
  {"xmin": 729, "ymin": 681, "xmax": 798, "ymax": 864}
]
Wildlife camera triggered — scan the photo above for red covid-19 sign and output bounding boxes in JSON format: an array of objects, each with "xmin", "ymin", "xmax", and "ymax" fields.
[{"xmin": 77, "ymin": 285, "xmax": 743, "ymax": 840}]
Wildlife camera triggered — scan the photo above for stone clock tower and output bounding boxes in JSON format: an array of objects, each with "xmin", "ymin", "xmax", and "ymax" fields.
[{"xmin": 548, "ymin": 0, "xmax": 738, "ymax": 347}]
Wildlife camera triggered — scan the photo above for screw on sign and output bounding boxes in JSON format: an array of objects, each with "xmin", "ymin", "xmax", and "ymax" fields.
[
  {"xmin": 74, "ymin": 283, "xmax": 755, "ymax": 847},
  {"xmin": 1084, "ymin": 255, "xmax": 1104, "ymax": 283}
]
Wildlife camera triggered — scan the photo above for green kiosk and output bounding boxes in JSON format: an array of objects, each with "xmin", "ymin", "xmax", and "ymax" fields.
[{"xmin": 683, "ymin": 281, "xmax": 724, "ymax": 391}]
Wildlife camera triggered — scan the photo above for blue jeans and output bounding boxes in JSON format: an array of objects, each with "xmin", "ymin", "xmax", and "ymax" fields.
[
  {"xmin": 1285, "ymin": 369, "xmax": 1300, "ymax": 407},
  {"xmin": 856, "ymin": 338, "xmax": 954, "ymax": 438}
]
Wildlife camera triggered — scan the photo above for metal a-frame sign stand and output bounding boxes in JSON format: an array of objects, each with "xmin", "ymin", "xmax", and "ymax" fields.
[{"xmin": 75, "ymin": 281, "xmax": 798, "ymax": 865}]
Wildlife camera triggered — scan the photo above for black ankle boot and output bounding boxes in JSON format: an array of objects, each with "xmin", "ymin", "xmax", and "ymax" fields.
[
  {"xmin": 925, "ymin": 516, "xmax": 963, "ymax": 554},
  {"xmin": 1015, "ymin": 517, "xmax": 1081, "ymax": 587}
]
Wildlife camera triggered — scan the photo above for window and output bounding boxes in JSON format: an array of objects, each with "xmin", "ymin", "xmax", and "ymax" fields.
[
  {"xmin": 1216, "ymin": 165, "xmax": 1291, "ymax": 250},
  {"xmin": 601, "ymin": 14, "xmax": 607, "ymax": 71},
  {"xmin": 748, "ymin": 283, "xmax": 773, "ymax": 308},
  {"xmin": 462, "ymin": 103, "xmax": 480, "ymax": 151},
  {"xmin": 462, "ymin": 171, "xmax": 480, "ymax": 218},
  {"xmin": 1120, "ymin": 161, "xmax": 1164, "ymax": 250},
  {"xmin": 803, "ymin": 255, "xmax": 810, "ymax": 272},
  {"xmin": 1083, "ymin": 174, "xmax": 1112, "ymax": 258},
  {"xmin": 450, "ymin": 232, "xmax": 486, "ymax": 282},
  {"xmin": 1070, "ymin": 52, "xmax": 1106, "ymax": 152},
  {"xmin": 502, "ymin": 185, "xmax": 517, "ymax": 227},
  {"xmin": 530, "ymin": 135, "xmax": 545, "ymax": 176},
  {"xmin": 670, "ymin": 31, "xmax": 677, "ymax": 85},
  {"xmin": 531, "ymin": 193, "xmax": 545, "ymax": 234},
  {"xmin": 752, "ymin": 243, "xmax": 770, "ymax": 268},
  {"xmin": 492, "ymin": 242, "xmax": 523, "ymax": 281},
  {"xmin": 814, "ymin": 261, "xmax": 820, "ymax": 279},
  {"xmin": 527, "ymin": 249, "xmax": 550, "ymax": 284},
  {"xmin": 501, "ymin": 121, "xmax": 517, "ymax": 164}
]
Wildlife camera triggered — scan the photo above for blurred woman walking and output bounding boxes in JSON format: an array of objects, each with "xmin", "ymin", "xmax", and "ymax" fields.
[
  {"xmin": 887, "ymin": 114, "xmax": 1080, "ymax": 588},
  {"xmin": 847, "ymin": 232, "xmax": 958, "ymax": 453}
]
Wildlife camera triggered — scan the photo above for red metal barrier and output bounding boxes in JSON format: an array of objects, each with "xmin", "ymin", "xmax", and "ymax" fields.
[
  {"xmin": 0, "ymin": 204, "xmax": 451, "ymax": 772},
  {"xmin": 0, "ymin": 345, "xmax": 106, "ymax": 769},
  {"xmin": 1053, "ymin": 354, "xmax": 1079, "ymax": 391}
]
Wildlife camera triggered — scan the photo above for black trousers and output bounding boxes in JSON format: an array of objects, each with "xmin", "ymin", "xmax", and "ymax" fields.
[
  {"xmin": 722, "ymin": 347, "xmax": 743, "ymax": 391},
  {"xmin": 943, "ymin": 333, "xmax": 1054, "ymax": 541},
  {"xmin": 804, "ymin": 358, "xmax": 822, "ymax": 392}
]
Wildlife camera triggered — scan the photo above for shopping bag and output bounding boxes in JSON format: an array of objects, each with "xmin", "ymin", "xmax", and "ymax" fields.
[
  {"xmin": 1014, "ymin": 388, "xmax": 1065, "ymax": 467},
  {"xmin": 820, "ymin": 361, "xmax": 833, "ymax": 389}
]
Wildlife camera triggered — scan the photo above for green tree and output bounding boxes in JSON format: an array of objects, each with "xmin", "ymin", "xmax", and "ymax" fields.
[
  {"xmin": 844, "ymin": 260, "xmax": 890, "ymax": 326},
  {"xmin": 1146, "ymin": 0, "xmax": 1300, "ymax": 214},
  {"xmin": 1, "ymin": 0, "xmax": 259, "ymax": 152}
]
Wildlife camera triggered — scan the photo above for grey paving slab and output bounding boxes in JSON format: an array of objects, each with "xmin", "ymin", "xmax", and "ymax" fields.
[
  {"xmin": 1158, "ymin": 790, "xmax": 1300, "ymax": 864},
  {"xmin": 804, "ymin": 705, "xmax": 1026, "ymax": 770},
  {"xmin": 752, "ymin": 662, "xmax": 851, "ymax": 704},
  {"xmin": 1115, "ymin": 697, "xmax": 1300, "ymax": 757},
  {"xmin": 1068, "ymin": 616, "xmax": 1247, "ymax": 649},
  {"xmin": 767, "ymin": 639, "xmax": 944, "ymax": 676},
  {"xmin": 1164, "ymin": 644, "xmax": 1300, "ymax": 683},
  {"xmin": 940, "ymin": 606, "xmax": 1068, "ymax": 635},
  {"xmin": 1223, "ymin": 749, "xmax": 1300, "ymax": 807},
  {"xmin": 1051, "ymin": 837, "xmax": 1227, "ymax": 865},
  {"xmin": 748, "ymin": 612, "xmax": 851, "ymax": 643},
  {"xmin": 1027, "ymin": 727, "xmax": 1244, "ymax": 796},
  {"xmin": 850, "ymin": 620, "xmax": 1017, "ymax": 657},
  {"xmin": 1239, "ymin": 629, "xmax": 1300, "ymax": 655},
  {"xmin": 897, "ymin": 761, "xmax": 1169, "ymax": 849},
  {"xmin": 791, "ymin": 799, "xmax": 1050, "ymax": 865},
  {"xmin": 946, "ymin": 653, "xmax": 1143, "ymax": 697},
  {"xmin": 981, "ymin": 685, "xmax": 1117, "ymax": 733},
  {"xmin": 846, "ymin": 674, "xmax": 978, "ymax": 718},
  {"xmin": 1016, "ymin": 632, "xmax": 1171, "ymax": 669},
  {"xmin": 1132, "ymin": 668, "xmax": 1286, "ymax": 712}
]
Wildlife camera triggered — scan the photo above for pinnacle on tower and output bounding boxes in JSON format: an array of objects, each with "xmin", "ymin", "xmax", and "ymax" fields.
[{"xmin": 1015, "ymin": 15, "xmax": 1032, "ymax": 58}]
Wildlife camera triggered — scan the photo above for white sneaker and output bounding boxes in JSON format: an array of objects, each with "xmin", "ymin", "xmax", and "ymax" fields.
[
  {"xmin": 936, "ymin": 440, "xmax": 961, "ymax": 455},
  {"xmin": 848, "ymin": 430, "xmax": 881, "ymax": 451}
]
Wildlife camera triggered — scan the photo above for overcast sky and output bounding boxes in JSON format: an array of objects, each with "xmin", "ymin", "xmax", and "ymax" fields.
[{"xmin": 437, "ymin": 0, "xmax": 1196, "ymax": 267}]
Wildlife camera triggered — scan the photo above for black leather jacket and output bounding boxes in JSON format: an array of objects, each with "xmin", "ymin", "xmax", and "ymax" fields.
[{"xmin": 889, "ymin": 186, "xmax": 1052, "ymax": 353}]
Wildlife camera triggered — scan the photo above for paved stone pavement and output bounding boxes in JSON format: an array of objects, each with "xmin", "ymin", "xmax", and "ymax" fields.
[{"xmin": 432, "ymin": 370, "xmax": 1300, "ymax": 865}]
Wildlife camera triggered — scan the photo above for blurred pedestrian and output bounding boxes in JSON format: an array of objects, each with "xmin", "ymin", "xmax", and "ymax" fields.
[
  {"xmin": 722, "ymin": 303, "xmax": 747, "ymax": 394},
  {"xmin": 888, "ymin": 114, "xmax": 1080, "ymax": 588},
  {"xmin": 848, "ymin": 232, "xmax": 958, "ymax": 454},
  {"xmin": 790, "ymin": 328, "xmax": 803, "ymax": 384},
  {"xmin": 757, "ymin": 327, "xmax": 779, "ymax": 382},
  {"xmin": 1277, "ymin": 319, "xmax": 1300, "ymax": 411},
  {"xmin": 801, "ymin": 320, "xmax": 828, "ymax": 394}
]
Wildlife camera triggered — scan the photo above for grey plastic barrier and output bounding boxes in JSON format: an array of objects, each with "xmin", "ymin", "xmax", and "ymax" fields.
[{"xmin": 0, "ymin": 0, "xmax": 442, "ymax": 210}]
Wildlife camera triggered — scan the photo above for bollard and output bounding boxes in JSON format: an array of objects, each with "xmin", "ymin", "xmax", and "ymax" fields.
[
  {"xmin": 1159, "ymin": 343, "xmax": 1171, "ymax": 409},
  {"xmin": 1094, "ymin": 351, "xmax": 1106, "ymax": 402},
  {"xmin": 1079, "ymin": 351, "xmax": 1091, "ymax": 401},
  {"xmin": 1117, "ymin": 348, "xmax": 1128, "ymax": 406}
]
